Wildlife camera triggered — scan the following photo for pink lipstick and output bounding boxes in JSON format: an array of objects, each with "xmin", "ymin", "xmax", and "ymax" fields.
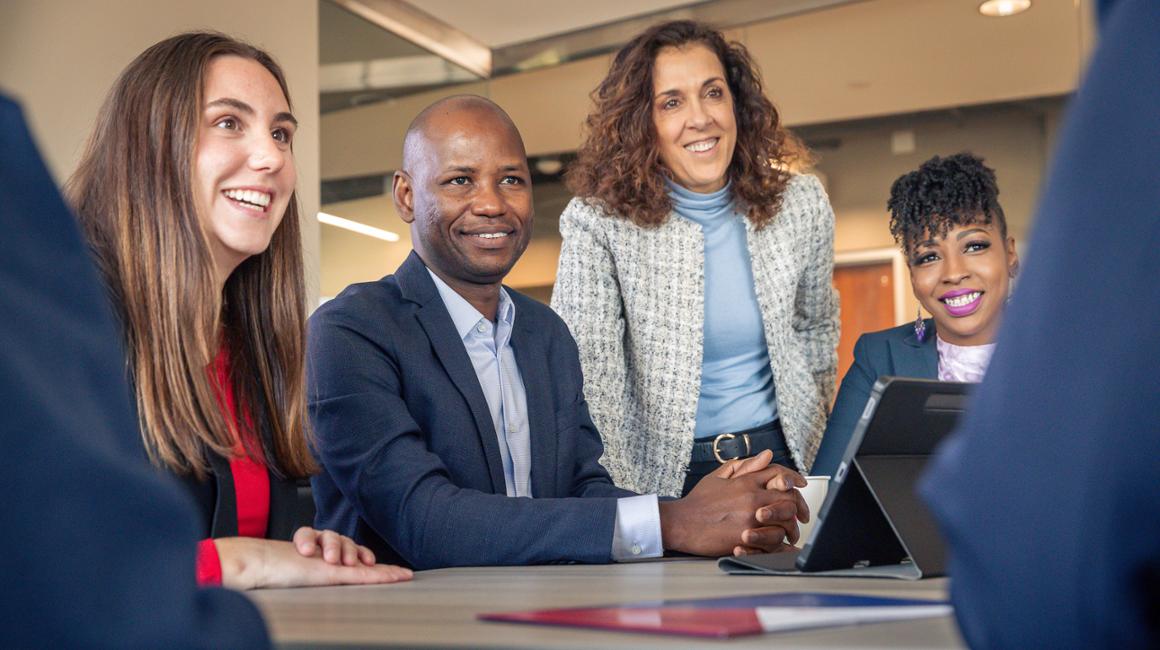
[{"xmin": 940, "ymin": 288, "xmax": 984, "ymax": 317}]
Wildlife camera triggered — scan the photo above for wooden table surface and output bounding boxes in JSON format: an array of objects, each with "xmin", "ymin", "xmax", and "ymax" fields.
[{"xmin": 249, "ymin": 558, "xmax": 965, "ymax": 649}]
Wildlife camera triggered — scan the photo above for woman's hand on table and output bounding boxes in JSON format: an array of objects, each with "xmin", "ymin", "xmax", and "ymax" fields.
[{"xmin": 215, "ymin": 533, "xmax": 413, "ymax": 590}]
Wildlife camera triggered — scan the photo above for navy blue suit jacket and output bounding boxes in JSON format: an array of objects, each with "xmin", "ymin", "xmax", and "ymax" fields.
[
  {"xmin": 921, "ymin": 0, "xmax": 1160, "ymax": 646},
  {"xmin": 0, "ymin": 95, "xmax": 268, "ymax": 647},
  {"xmin": 812, "ymin": 320, "xmax": 937, "ymax": 476},
  {"xmin": 309, "ymin": 252, "xmax": 634, "ymax": 570}
]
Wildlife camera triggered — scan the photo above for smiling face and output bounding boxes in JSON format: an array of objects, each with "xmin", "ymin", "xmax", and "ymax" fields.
[
  {"xmin": 650, "ymin": 43, "xmax": 737, "ymax": 194},
  {"xmin": 393, "ymin": 101, "xmax": 533, "ymax": 291},
  {"xmin": 193, "ymin": 55, "xmax": 297, "ymax": 285},
  {"xmin": 909, "ymin": 219, "xmax": 1019, "ymax": 346}
]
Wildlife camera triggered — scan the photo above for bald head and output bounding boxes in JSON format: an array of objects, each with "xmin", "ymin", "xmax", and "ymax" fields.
[
  {"xmin": 391, "ymin": 95, "xmax": 533, "ymax": 311},
  {"xmin": 402, "ymin": 95, "xmax": 524, "ymax": 174}
]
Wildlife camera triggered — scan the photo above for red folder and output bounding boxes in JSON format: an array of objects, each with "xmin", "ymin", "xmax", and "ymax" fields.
[{"xmin": 480, "ymin": 591, "xmax": 951, "ymax": 639}]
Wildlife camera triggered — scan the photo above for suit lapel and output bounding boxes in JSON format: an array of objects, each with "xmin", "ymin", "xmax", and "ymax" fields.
[
  {"xmin": 510, "ymin": 307, "xmax": 557, "ymax": 498},
  {"xmin": 207, "ymin": 453, "xmax": 239, "ymax": 537},
  {"xmin": 890, "ymin": 320, "xmax": 939, "ymax": 378},
  {"xmin": 399, "ymin": 253, "xmax": 507, "ymax": 494}
]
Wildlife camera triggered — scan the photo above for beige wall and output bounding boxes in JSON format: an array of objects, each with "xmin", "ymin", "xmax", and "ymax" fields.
[
  {"xmin": 812, "ymin": 102, "xmax": 1059, "ymax": 321},
  {"xmin": 818, "ymin": 106, "xmax": 1052, "ymax": 252},
  {"xmin": 0, "ymin": 0, "xmax": 322, "ymax": 303},
  {"xmin": 321, "ymin": 0, "xmax": 1089, "ymax": 180},
  {"xmin": 742, "ymin": 0, "xmax": 1083, "ymax": 126},
  {"xmin": 319, "ymin": 53, "xmax": 617, "ymax": 180},
  {"xmin": 316, "ymin": 0, "xmax": 1093, "ymax": 298}
]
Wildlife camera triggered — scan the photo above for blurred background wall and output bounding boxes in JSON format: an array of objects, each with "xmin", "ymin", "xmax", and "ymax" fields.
[{"xmin": 0, "ymin": 0, "xmax": 1095, "ymax": 372}]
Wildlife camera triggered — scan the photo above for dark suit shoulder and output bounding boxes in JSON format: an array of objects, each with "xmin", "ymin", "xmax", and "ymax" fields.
[
  {"xmin": 316, "ymin": 276, "xmax": 403, "ymax": 321},
  {"xmin": 857, "ymin": 321, "xmax": 920, "ymax": 346},
  {"xmin": 851, "ymin": 323, "xmax": 913, "ymax": 364},
  {"xmin": 311, "ymin": 275, "xmax": 425, "ymax": 348}
]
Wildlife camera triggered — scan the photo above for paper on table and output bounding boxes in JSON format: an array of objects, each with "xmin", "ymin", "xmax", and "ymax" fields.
[{"xmin": 756, "ymin": 604, "xmax": 952, "ymax": 633}]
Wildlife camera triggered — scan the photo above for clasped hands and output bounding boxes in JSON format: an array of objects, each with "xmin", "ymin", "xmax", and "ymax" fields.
[
  {"xmin": 659, "ymin": 449, "xmax": 809, "ymax": 558},
  {"xmin": 214, "ymin": 527, "xmax": 412, "ymax": 590}
]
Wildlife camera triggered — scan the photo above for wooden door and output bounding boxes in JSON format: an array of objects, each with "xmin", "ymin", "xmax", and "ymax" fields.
[{"xmin": 832, "ymin": 261, "xmax": 896, "ymax": 392}]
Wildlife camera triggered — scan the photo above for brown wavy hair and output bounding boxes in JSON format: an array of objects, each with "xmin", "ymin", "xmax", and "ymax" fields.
[
  {"xmin": 68, "ymin": 32, "xmax": 316, "ymax": 480},
  {"xmin": 567, "ymin": 20, "xmax": 807, "ymax": 228}
]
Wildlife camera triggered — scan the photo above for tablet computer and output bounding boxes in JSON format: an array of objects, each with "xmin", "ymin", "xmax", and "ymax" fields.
[{"xmin": 719, "ymin": 377, "xmax": 970, "ymax": 580}]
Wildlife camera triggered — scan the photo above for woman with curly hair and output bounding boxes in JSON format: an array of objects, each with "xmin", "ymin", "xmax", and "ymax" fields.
[
  {"xmin": 811, "ymin": 152, "xmax": 1019, "ymax": 476},
  {"xmin": 551, "ymin": 20, "xmax": 839, "ymax": 498}
]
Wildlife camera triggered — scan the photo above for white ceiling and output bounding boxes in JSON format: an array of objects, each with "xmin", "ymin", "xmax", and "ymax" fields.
[{"xmin": 406, "ymin": 0, "xmax": 702, "ymax": 47}]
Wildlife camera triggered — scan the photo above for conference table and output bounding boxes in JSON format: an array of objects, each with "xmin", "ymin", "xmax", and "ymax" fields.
[{"xmin": 250, "ymin": 558, "xmax": 964, "ymax": 648}]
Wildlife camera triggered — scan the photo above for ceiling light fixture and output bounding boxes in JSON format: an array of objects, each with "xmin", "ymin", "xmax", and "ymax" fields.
[
  {"xmin": 318, "ymin": 212, "xmax": 400, "ymax": 242},
  {"xmin": 978, "ymin": 0, "xmax": 1032, "ymax": 17}
]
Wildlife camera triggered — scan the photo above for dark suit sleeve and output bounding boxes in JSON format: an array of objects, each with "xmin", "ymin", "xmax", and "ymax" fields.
[
  {"xmin": 308, "ymin": 307, "xmax": 621, "ymax": 570},
  {"xmin": 811, "ymin": 334, "xmax": 879, "ymax": 476},
  {"xmin": 0, "ymin": 96, "xmax": 268, "ymax": 648},
  {"xmin": 920, "ymin": 1, "xmax": 1160, "ymax": 647}
]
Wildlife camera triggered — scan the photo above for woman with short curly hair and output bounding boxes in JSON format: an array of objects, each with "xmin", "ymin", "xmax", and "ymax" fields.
[
  {"xmin": 552, "ymin": 20, "xmax": 839, "ymax": 503},
  {"xmin": 810, "ymin": 152, "xmax": 1019, "ymax": 476}
]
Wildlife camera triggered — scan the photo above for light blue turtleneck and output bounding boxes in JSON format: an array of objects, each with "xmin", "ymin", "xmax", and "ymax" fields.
[{"xmin": 667, "ymin": 180, "xmax": 778, "ymax": 438}]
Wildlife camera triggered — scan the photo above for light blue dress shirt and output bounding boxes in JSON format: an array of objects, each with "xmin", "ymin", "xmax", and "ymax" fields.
[
  {"xmin": 427, "ymin": 270, "xmax": 661, "ymax": 560},
  {"xmin": 668, "ymin": 180, "xmax": 779, "ymax": 438}
]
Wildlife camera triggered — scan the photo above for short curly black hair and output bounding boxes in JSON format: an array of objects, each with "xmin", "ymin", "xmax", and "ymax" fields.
[{"xmin": 887, "ymin": 152, "xmax": 1006, "ymax": 258}]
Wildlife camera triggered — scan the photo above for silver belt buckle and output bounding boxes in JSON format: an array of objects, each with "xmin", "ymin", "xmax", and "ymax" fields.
[{"xmin": 712, "ymin": 432, "xmax": 751, "ymax": 464}]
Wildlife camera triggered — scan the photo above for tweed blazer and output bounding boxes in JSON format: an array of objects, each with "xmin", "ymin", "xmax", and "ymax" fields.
[{"xmin": 552, "ymin": 174, "xmax": 839, "ymax": 496}]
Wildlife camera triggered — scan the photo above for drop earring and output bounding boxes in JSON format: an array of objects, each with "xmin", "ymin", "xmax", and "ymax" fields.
[{"xmin": 914, "ymin": 308, "xmax": 926, "ymax": 343}]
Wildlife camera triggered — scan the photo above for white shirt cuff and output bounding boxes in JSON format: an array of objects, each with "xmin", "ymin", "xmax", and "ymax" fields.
[{"xmin": 611, "ymin": 494, "xmax": 663, "ymax": 561}]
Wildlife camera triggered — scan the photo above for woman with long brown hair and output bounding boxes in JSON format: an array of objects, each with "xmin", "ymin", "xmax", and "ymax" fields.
[
  {"xmin": 69, "ymin": 32, "xmax": 411, "ymax": 589},
  {"xmin": 552, "ymin": 21, "xmax": 839, "ymax": 501}
]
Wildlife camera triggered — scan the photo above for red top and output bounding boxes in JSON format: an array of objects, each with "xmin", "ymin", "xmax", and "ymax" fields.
[{"xmin": 196, "ymin": 348, "xmax": 272, "ymax": 586}]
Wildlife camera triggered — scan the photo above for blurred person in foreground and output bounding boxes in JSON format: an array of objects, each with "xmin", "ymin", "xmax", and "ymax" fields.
[
  {"xmin": 920, "ymin": 0, "xmax": 1160, "ymax": 646},
  {"xmin": 0, "ymin": 92, "xmax": 269, "ymax": 647}
]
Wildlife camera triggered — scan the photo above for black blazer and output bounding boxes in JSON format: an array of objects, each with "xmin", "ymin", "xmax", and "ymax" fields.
[
  {"xmin": 811, "ymin": 319, "xmax": 937, "ymax": 475},
  {"xmin": 309, "ymin": 252, "xmax": 633, "ymax": 570},
  {"xmin": 175, "ymin": 453, "xmax": 311, "ymax": 540}
]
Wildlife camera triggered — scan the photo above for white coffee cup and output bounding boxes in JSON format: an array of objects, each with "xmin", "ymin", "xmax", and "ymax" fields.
[{"xmin": 794, "ymin": 475, "xmax": 830, "ymax": 547}]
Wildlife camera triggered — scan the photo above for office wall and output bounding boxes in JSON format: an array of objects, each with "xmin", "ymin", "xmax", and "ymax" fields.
[
  {"xmin": 0, "ymin": 0, "xmax": 322, "ymax": 303},
  {"xmin": 813, "ymin": 103, "xmax": 1057, "ymax": 252},
  {"xmin": 812, "ymin": 100, "xmax": 1062, "ymax": 320},
  {"xmin": 315, "ymin": 0, "xmax": 1092, "ymax": 298},
  {"xmin": 319, "ymin": 0, "xmax": 1089, "ymax": 179}
]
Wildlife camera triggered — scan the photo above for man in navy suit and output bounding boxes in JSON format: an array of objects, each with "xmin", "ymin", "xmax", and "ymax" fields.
[
  {"xmin": 0, "ymin": 95, "xmax": 268, "ymax": 647},
  {"xmin": 921, "ymin": 0, "xmax": 1160, "ymax": 646},
  {"xmin": 309, "ymin": 96, "xmax": 808, "ymax": 570}
]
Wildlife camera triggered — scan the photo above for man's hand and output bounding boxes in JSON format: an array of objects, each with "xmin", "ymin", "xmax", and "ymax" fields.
[
  {"xmin": 659, "ymin": 456, "xmax": 809, "ymax": 557},
  {"xmin": 715, "ymin": 449, "xmax": 806, "ymax": 491},
  {"xmin": 713, "ymin": 451, "xmax": 812, "ymax": 556},
  {"xmin": 214, "ymin": 537, "xmax": 413, "ymax": 590}
]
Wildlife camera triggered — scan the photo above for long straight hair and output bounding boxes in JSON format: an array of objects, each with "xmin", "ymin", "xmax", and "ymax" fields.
[{"xmin": 68, "ymin": 32, "xmax": 315, "ymax": 479}]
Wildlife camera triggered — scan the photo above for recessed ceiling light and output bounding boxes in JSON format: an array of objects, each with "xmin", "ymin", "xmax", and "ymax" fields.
[
  {"xmin": 978, "ymin": 0, "xmax": 1032, "ymax": 17},
  {"xmin": 318, "ymin": 212, "xmax": 400, "ymax": 242}
]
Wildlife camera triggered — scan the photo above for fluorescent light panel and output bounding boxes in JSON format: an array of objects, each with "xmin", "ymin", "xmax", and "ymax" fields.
[
  {"xmin": 978, "ymin": 0, "xmax": 1032, "ymax": 17},
  {"xmin": 318, "ymin": 212, "xmax": 400, "ymax": 242}
]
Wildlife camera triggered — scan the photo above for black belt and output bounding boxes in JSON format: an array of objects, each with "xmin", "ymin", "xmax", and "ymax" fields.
[{"xmin": 690, "ymin": 421, "xmax": 784, "ymax": 464}]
